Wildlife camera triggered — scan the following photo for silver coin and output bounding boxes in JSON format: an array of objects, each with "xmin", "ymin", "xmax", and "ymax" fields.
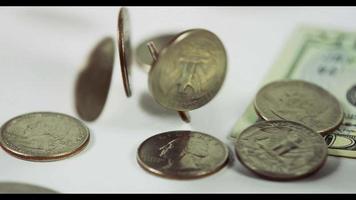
[
  {"xmin": 137, "ymin": 130, "xmax": 229, "ymax": 179},
  {"xmin": 235, "ymin": 120, "xmax": 328, "ymax": 180},
  {"xmin": 0, "ymin": 112, "xmax": 90, "ymax": 161},
  {"xmin": 118, "ymin": 7, "xmax": 132, "ymax": 97},
  {"xmin": 0, "ymin": 182, "xmax": 57, "ymax": 193}
]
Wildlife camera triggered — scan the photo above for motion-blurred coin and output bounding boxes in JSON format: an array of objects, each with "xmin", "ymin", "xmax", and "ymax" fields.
[
  {"xmin": 118, "ymin": 7, "xmax": 132, "ymax": 97},
  {"xmin": 137, "ymin": 130, "xmax": 228, "ymax": 179},
  {"xmin": 148, "ymin": 29, "xmax": 227, "ymax": 111},
  {"xmin": 254, "ymin": 80, "xmax": 344, "ymax": 135},
  {"xmin": 235, "ymin": 120, "xmax": 328, "ymax": 181},
  {"xmin": 75, "ymin": 37, "xmax": 115, "ymax": 122},
  {"xmin": 0, "ymin": 182, "xmax": 57, "ymax": 193},
  {"xmin": 0, "ymin": 112, "xmax": 90, "ymax": 161},
  {"xmin": 135, "ymin": 34, "xmax": 175, "ymax": 72}
]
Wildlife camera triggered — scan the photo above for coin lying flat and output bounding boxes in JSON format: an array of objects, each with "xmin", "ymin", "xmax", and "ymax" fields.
[
  {"xmin": 135, "ymin": 34, "xmax": 175, "ymax": 72},
  {"xmin": 0, "ymin": 112, "xmax": 90, "ymax": 161},
  {"xmin": 0, "ymin": 182, "xmax": 57, "ymax": 193},
  {"xmin": 118, "ymin": 7, "xmax": 132, "ymax": 97},
  {"xmin": 137, "ymin": 130, "xmax": 228, "ymax": 179},
  {"xmin": 235, "ymin": 120, "xmax": 328, "ymax": 181},
  {"xmin": 75, "ymin": 37, "xmax": 115, "ymax": 122},
  {"xmin": 254, "ymin": 80, "xmax": 344, "ymax": 135},
  {"xmin": 148, "ymin": 29, "xmax": 227, "ymax": 111}
]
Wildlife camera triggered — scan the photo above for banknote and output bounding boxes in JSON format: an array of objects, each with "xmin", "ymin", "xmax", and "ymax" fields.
[{"xmin": 230, "ymin": 25, "xmax": 356, "ymax": 158}]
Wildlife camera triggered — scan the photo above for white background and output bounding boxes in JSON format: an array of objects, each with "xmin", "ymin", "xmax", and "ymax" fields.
[{"xmin": 0, "ymin": 6, "xmax": 355, "ymax": 193}]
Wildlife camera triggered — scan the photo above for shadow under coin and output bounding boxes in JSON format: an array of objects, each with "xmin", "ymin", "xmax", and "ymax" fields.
[
  {"xmin": 139, "ymin": 92, "xmax": 178, "ymax": 118},
  {"xmin": 233, "ymin": 159, "xmax": 262, "ymax": 181},
  {"xmin": 233, "ymin": 154, "xmax": 341, "ymax": 182},
  {"xmin": 302, "ymin": 156, "xmax": 341, "ymax": 182}
]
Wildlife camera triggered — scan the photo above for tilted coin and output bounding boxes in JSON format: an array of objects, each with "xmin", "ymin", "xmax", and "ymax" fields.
[
  {"xmin": 118, "ymin": 7, "xmax": 132, "ymax": 97},
  {"xmin": 137, "ymin": 130, "xmax": 229, "ymax": 179},
  {"xmin": 0, "ymin": 112, "xmax": 90, "ymax": 161},
  {"xmin": 0, "ymin": 182, "xmax": 57, "ymax": 193},
  {"xmin": 254, "ymin": 80, "xmax": 344, "ymax": 135},
  {"xmin": 135, "ymin": 34, "xmax": 175, "ymax": 72},
  {"xmin": 75, "ymin": 37, "xmax": 115, "ymax": 122},
  {"xmin": 148, "ymin": 29, "xmax": 227, "ymax": 112},
  {"xmin": 146, "ymin": 41, "xmax": 191, "ymax": 123},
  {"xmin": 235, "ymin": 120, "xmax": 328, "ymax": 181}
]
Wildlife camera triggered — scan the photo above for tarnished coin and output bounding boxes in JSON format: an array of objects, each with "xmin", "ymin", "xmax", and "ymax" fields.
[
  {"xmin": 75, "ymin": 37, "xmax": 115, "ymax": 122},
  {"xmin": 118, "ymin": 7, "xmax": 132, "ymax": 97},
  {"xmin": 137, "ymin": 130, "xmax": 228, "ymax": 179},
  {"xmin": 0, "ymin": 112, "xmax": 90, "ymax": 161},
  {"xmin": 254, "ymin": 80, "xmax": 344, "ymax": 135},
  {"xmin": 148, "ymin": 29, "xmax": 227, "ymax": 111},
  {"xmin": 235, "ymin": 120, "xmax": 328, "ymax": 181},
  {"xmin": 135, "ymin": 34, "xmax": 175, "ymax": 72},
  {"xmin": 0, "ymin": 182, "xmax": 57, "ymax": 193}
]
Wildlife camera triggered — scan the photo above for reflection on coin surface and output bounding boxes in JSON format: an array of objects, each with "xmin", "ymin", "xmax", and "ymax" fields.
[
  {"xmin": 137, "ymin": 130, "xmax": 228, "ymax": 179},
  {"xmin": 235, "ymin": 120, "xmax": 328, "ymax": 181},
  {"xmin": 118, "ymin": 7, "xmax": 132, "ymax": 97},
  {"xmin": 135, "ymin": 34, "xmax": 175, "ymax": 72},
  {"xmin": 75, "ymin": 37, "xmax": 115, "ymax": 122},
  {"xmin": 149, "ymin": 29, "xmax": 227, "ymax": 111},
  {"xmin": 0, "ymin": 112, "xmax": 90, "ymax": 161},
  {"xmin": 0, "ymin": 182, "xmax": 57, "ymax": 193},
  {"xmin": 254, "ymin": 80, "xmax": 344, "ymax": 135}
]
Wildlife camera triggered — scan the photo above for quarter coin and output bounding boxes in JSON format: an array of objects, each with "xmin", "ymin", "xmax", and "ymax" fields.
[
  {"xmin": 254, "ymin": 80, "xmax": 344, "ymax": 135},
  {"xmin": 118, "ymin": 7, "xmax": 132, "ymax": 97},
  {"xmin": 75, "ymin": 37, "xmax": 115, "ymax": 122},
  {"xmin": 0, "ymin": 182, "xmax": 57, "ymax": 193},
  {"xmin": 235, "ymin": 120, "xmax": 328, "ymax": 181},
  {"xmin": 148, "ymin": 29, "xmax": 227, "ymax": 111},
  {"xmin": 0, "ymin": 112, "xmax": 90, "ymax": 161},
  {"xmin": 137, "ymin": 130, "xmax": 228, "ymax": 179}
]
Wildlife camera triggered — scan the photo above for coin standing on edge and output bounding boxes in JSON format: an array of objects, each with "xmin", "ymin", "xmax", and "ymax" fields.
[
  {"xmin": 235, "ymin": 120, "xmax": 328, "ymax": 181},
  {"xmin": 137, "ymin": 130, "xmax": 229, "ymax": 179},
  {"xmin": 0, "ymin": 182, "xmax": 57, "ymax": 193},
  {"xmin": 0, "ymin": 112, "xmax": 90, "ymax": 161},
  {"xmin": 135, "ymin": 34, "xmax": 175, "ymax": 72},
  {"xmin": 148, "ymin": 29, "xmax": 227, "ymax": 112},
  {"xmin": 75, "ymin": 37, "xmax": 115, "ymax": 122},
  {"xmin": 254, "ymin": 80, "xmax": 344, "ymax": 135},
  {"xmin": 118, "ymin": 7, "xmax": 132, "ymax": 97}
]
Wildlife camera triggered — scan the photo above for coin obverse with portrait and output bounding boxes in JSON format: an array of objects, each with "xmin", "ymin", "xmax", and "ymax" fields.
[{"xmin": 137, "ymin": 131, "xmax": 229, "ymax": 179}]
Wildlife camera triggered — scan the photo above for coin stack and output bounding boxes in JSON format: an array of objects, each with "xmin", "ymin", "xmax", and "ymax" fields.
[{"xmin": 234, "ymin": 79, "xmax": 344, "ymax": 180}]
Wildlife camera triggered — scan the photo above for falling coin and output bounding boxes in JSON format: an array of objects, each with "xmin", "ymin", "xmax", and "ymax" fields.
[
  {"xmin": 254, "ymin": 80, "xmax": 344, "ymax": 135},
  {"xmin": 148, "ymin": 29, "xmax": 227, "ymax": 112},
  {"xmin": 135, "ymin": 34, "xmax": 175, "ymax": 72},
  {"xmin": 75, "ymin": 37, "xmax": 115, "ymax": 122},
  {"xmin": 235, "ymin": 120, "xmax": 328, "ymax": 181},
  {"xmin": 118, "ymin": 7, "xmax": 132, "ymax": 97},
  {"xmin": 0, "ymin": 112, "xmax": 90, "ymax": 161},
  {"xmin": 0, "ymin": 182, "xmax": 57, "ymax": 193},
  {"xmin": 146, "ymin": 42, "xmax": 191, "ymax": 123},
  {"xmin": 137, "ymin": 130, "xmax": 229, "ymax": 179}
]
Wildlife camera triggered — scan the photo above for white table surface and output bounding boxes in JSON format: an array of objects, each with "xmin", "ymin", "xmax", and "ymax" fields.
[{"xmin": 0, "ymin": 6, "xmax": 355, "ymax": 193}]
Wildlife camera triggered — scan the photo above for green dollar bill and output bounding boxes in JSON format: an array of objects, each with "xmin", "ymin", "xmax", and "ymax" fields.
[{"xmin": 230, "ymin": 25, "xmax": 356, "ymax": 158}]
